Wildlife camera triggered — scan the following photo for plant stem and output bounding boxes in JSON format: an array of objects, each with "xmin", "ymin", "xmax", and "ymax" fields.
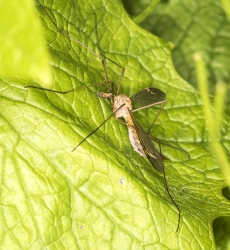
[
  {"xmin": 133, "ymin": 0, "xmax": 161, "ymax": 24},
  {"xmin": 193, "ymin": 52, "xmax": 230, "ymax": 187}
]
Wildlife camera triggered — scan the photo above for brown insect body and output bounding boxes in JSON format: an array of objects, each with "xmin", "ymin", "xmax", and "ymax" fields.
[{"xmin": 98, "ymin": 92, "xmax": 146, "ymax": 156}]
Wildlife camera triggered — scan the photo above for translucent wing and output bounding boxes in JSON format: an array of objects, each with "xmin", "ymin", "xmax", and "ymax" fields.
[
  {"xmin": 130, "ymin": 87, "xmax": 166, "ymax": 107},
  {"xmin": 128, "ymin": 111, "xmax": 181, "ymax": 232},
  {"xmin": 128, "ymin": 111, "xmax": 164, "ymax": 172}
]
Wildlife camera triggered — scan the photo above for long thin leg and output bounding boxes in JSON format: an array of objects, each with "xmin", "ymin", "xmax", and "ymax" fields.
[
  {"xmin": 25, "ymin": 82, "xmax": 110, "ymax": 93},
  {"xmin": 72, "ymin": 103, "xmax": 125, "ymax": 151},
  {"xmin": 36, "ymin": 0, "xmax": 101, "ymax": 60},
  {"xmin": 99, "ymin": 54, "xmax": 125, "ymax": 95},
  {"xmin": 147, "ymin": 102, "xmax": 166, "ymax": 133},
  {"xmin": 163, "ymin": 172, "xmax": 181, "ymax": 232},
  {"xmin": 94, "ymin": 13, "xmax": 125, "ymax": 96},
  {"xmin": 36, "ymin": 0, "xmax": 125, "ymax": 96},
  {"xmin": 148, "ymin": 134, "xmax": 190, "ymax": 159},
  {"xmin": 132, "ymin": 100, "xmax": 166, "ymax": 113},
  {"xmin": 93, "ymin": 13, "xmax": 109, "ymax": 89},
  {"xmin": 153, "ymin": 132, "xmax": 181, "ymax": 232},
  {"xmin": 36, "ymin": 0, "xmax": 107, "ymax": 83}
]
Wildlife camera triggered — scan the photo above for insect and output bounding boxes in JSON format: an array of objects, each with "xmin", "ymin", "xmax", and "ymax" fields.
[{"xmin": 28, "ymin": 0, "xmax": 190, "ymax": 232}]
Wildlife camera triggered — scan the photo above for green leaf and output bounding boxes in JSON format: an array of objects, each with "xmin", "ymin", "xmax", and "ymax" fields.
[
  {"xmin": 130, "ymin": 0, "xmax": 230, "ymax": 115},
  {"xmin": 0, "ymin": 0, "xmax": 52, "ymax": 87},
  {"xmin": 1, "ymin": 0, "xmax": 230, "ymax": 249}
]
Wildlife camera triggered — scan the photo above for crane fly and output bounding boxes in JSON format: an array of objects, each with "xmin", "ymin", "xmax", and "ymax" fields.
[{"xmin": 26, "ymin": 0, "xmax": 190, "ymax": 232}]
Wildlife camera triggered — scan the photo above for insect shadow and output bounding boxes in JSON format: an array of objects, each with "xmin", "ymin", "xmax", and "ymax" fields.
[{"xmin": 27, "ymin": 0, "xmax": 190, "ymax": 232}]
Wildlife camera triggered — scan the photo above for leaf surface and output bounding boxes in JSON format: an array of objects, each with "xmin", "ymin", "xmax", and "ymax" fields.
[{"xmin": 1, "ymin": 0, "xmax": 230, "ymax": 249}]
